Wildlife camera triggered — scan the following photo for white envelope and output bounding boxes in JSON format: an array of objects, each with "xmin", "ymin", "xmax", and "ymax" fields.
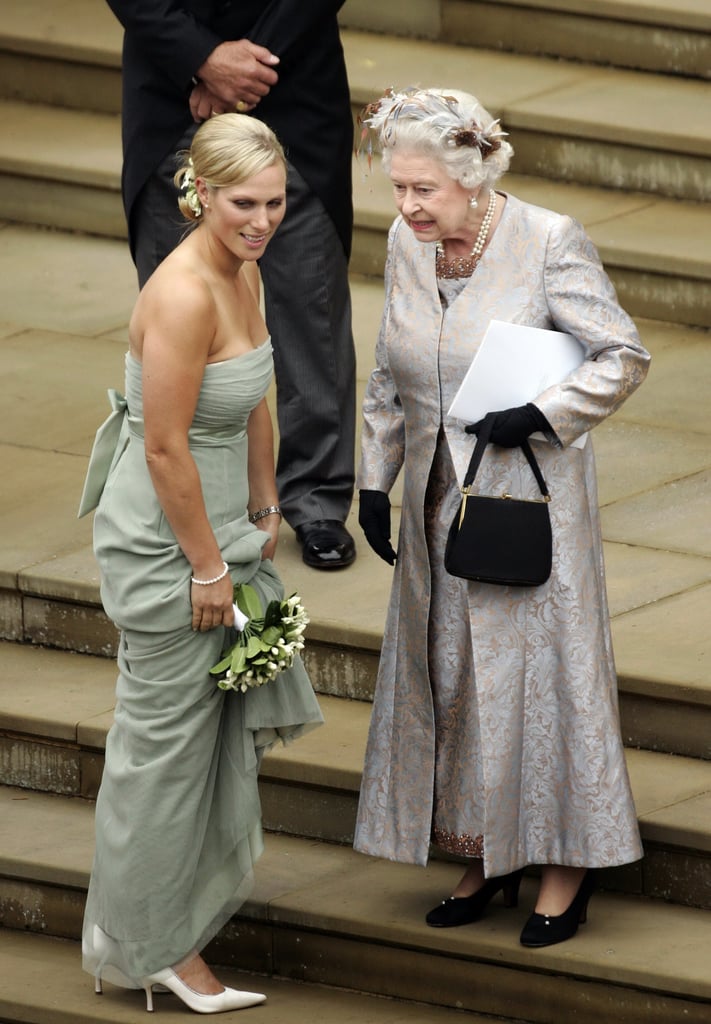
[{"xmin": 447, "ymin": 319, "xmax": 587, "ymax": 449}]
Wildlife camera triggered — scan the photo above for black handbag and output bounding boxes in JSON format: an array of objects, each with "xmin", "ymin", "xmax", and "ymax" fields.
[{"xmin": 444, "ymin": 413, "xmax": 552, "ymax": 586}]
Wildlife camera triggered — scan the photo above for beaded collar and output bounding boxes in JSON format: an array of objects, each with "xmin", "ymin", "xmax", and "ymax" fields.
[{"xmin": 435, "ymin": 189, "xmax": 497, "ymax": 279}]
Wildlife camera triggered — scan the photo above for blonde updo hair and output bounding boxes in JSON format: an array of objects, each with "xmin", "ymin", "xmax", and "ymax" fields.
[
  {"xmin": 174, "ymin": 113, "xmax": 287, "ymax": 222},
  {"xmin": 360, "ymin": 86, "xmax": 513, "ymax": 191}
]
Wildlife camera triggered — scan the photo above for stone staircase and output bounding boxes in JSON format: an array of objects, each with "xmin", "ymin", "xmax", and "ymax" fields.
[{"xmin": 1, "ymin": 0, "xmax": 710, "ymax": 1021}]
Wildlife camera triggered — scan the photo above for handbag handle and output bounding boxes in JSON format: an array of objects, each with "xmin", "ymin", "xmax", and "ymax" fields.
[{"xmin": 462, "ymin": 413, "xmax": 550, "ymax": 500}]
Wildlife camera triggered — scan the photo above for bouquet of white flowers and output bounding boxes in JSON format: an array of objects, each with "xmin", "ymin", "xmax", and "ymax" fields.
[{"xmin": 210, "ymin": 583, "xmax": 309, "ymax": 693}]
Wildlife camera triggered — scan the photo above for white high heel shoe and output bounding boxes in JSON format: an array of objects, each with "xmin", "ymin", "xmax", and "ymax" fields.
[
  {"xmin": 142, "ymin": 968, "xmax": 266, "ymax": 1014},
  {"xmin": 88, "ymin": 924, "xmax": 137, "ymax": 993}
]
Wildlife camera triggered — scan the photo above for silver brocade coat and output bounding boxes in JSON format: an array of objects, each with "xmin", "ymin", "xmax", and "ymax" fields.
[{"xmin": 353, "ymin": 195, "xmax": 649, "ymax": 875}]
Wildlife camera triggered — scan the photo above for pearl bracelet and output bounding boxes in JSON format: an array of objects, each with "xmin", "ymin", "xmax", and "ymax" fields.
[
  {"xmin": 248, "ymin": 505, "xmax": 282, "ymax": 524},
  {"xmin": 191, "ymin": 560, "xmax": 229, "ymax": 586}
]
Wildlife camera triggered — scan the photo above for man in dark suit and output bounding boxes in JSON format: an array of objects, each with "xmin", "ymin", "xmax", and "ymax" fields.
[{"xmin": 106, "ymin": 0, "xmax": 357, "ymax": 568}]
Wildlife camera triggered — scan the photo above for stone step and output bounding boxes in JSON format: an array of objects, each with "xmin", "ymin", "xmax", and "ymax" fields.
[
  {"xmin": 355, "ymin": 163, "xmax": 711, "ymax": 329},
  {"xmin": 0, "ymin": 785, "xmax": 710, "ymax": 1022},
  {"xmin": 0, "ymin": 929, "xmax": 503, "ymax": 1024},
  {"xmin": 0, "ymin": 216, "xmax": 709, "ymax": 765},
  {"xmin": 0, "ymin": 0, "xmax": 121, "ymax": 114},
  {"xmin": 438, "ymin": 0, "xmax": 711, "ymax": 78},
  {"xmin": 1, "ymin": 99, "xmax": 710, "ymax": 327},
  {"xmin": 2, "ymin": 0, "xmax": 708, "ymax": 115},
  {"xmin": 1, "ymin": 12, "xmax": 709, "ymax": 201},
  {"xmin": 346, "ymin": 30, "xmax": 711, "ymax": 202},
  {"xmin": 3, "ymin": 532, "xmax": 711, "ymax": 763},
  {"xmin": 0, "ymin": 100, "xmax": 125, "ymax": 239},
  {"xmin": 1, "ymin": 642, "xmax": 710, "ymax": 910}
]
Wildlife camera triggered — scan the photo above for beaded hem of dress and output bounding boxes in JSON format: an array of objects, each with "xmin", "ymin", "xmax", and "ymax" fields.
[{"xmin": 432, "ymin": 827, "xmax": 485, "ymax": 858}]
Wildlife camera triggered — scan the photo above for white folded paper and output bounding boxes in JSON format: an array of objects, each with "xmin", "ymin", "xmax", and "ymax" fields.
[
  {"xmin": 232, "ymin": 604, "xmax": 250, "ymax": 632},
  {"xmin": 448, "ymin": 319, "xmax": 587, "ymax": 449}
]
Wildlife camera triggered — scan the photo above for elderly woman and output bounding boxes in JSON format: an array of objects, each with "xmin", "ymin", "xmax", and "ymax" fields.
[{"xmin": 354, "ymin": 87, "xmax": 649, "ymax": 947}]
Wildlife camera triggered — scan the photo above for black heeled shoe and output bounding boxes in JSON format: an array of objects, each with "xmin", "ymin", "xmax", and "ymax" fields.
[
  {"xmin": 426, "ymin": 868, "xmax": 525, "ymax": 928},
  {"xmin": 520, "ymin": 870, "xmax": 595, "ymax": 947}
]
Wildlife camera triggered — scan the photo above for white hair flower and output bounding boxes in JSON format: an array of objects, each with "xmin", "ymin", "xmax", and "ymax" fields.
[{"xmin": 180, "ymin": 159, "xmax": 203, "ymax": 217}]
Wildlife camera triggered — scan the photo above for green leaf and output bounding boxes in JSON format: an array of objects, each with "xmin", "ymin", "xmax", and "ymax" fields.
[
  {"xmin": 246, "ymin": 635, "xmax": 264, "ymax": 658},
  {"xmin": 263, "ymin": 599, "xmax": 283, "ymax": 629},
  {"xmin": 234, "ymin": 583, "xmax": 264, "ymax": 622},
  {"xmin": 261, "ymin": 625, "xmax": 282, "ymax": 646},
  {"xmin": 209, "ymin": 655, "xmax": 232, "ymax": 676},
  {"xmin": 230, "ymin": 646, "xmax": 247, "ymax": 674}
]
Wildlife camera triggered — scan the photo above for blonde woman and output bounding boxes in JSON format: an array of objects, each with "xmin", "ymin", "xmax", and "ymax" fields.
[{"xmin": 80, "ymin": 114, "xmax": 322, "ymax": 1012}]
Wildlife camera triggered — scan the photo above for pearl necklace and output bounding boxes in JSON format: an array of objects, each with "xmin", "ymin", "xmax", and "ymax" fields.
[{"xmin": 435, "ymin": 190, "xmax": 498, "ymax": 279}]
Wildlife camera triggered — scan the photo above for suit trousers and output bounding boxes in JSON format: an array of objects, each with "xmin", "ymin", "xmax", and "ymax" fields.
[{"xmin": 133, "ymin": 127, "xmax": 356, "ymax": 528}]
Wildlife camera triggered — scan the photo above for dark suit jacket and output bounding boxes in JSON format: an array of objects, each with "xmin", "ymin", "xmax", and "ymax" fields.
[{"xmin": 106, "ymin": 0, "xmax": 353, "ymax": 257}]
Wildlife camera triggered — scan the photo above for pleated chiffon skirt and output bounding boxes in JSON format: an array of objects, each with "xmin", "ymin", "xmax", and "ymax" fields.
[
  {"xmin": 83, "ymin": 570, "xmax": 322, "ymax": 985},
  {"xmin": 82, "ymin": 348, "xmax": 323, "ymax": 983}
]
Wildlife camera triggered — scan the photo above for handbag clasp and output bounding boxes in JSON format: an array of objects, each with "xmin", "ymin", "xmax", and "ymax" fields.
[
  {"xmin": 459, "ymin": 486, "xmax": 471, "ymax": 528},
  {"xmin": 501, "ymin": 491, "xmax": 552, "ymax": 503}
]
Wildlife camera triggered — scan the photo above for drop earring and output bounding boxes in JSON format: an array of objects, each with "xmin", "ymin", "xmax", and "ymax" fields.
[{"xmin": 469, "ymin": 194, "xmax": 479, "ymax": 210}]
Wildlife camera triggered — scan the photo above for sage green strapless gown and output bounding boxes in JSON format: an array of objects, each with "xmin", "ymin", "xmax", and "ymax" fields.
[{"xmin": 81, "ymin": 341, "xmax": 323, "ymax": 985}]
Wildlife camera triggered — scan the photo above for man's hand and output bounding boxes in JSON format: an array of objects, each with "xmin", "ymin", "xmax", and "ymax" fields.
[
  {"xmin": 197, "ymin": 39, "xmax": 279, "ymax": 108},
  {"xmin": 190, "ymin": 82, "xmax": 235, "ymax": 122}
]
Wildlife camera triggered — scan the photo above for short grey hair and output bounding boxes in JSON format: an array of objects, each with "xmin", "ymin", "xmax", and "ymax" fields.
[{"xmin": 361, "ymin": 87, "xmax": 513, "ymax": 191}]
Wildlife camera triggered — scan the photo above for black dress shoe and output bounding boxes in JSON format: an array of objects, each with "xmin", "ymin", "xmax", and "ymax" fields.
[
  {"xmin": 426, "ymin": 869, "xmax": 525, "ymax": 928},
  {"xmin": 520, "ymin": 870, "xmax": 595, "ymax": 948},
  {"xmin": 295, "ymin": 520, "xmax": 356, "ymax": 569}
]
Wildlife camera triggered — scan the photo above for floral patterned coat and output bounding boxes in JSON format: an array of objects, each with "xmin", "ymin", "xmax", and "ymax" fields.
[{"xmin": 353, "ymin": 195, "xmax": 649, "ymax": 876}]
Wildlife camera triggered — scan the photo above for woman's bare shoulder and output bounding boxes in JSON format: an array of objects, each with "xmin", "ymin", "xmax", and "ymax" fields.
[
  {"xmin": 146, "ymin": 248, "xmax": 216, "ymax": 310},
  {"xmin": 130, "ymin": 255, "xmax": 218, "ymax": 355}
]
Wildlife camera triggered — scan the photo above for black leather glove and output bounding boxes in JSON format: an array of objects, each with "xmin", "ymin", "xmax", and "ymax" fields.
[
  {"xmin": 358, "ymin": 489, "xmax": 397, "ymax": 565},
  {"xmin": 465, "ymin": 403, "xmax": 551, "ymax": 447}
]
